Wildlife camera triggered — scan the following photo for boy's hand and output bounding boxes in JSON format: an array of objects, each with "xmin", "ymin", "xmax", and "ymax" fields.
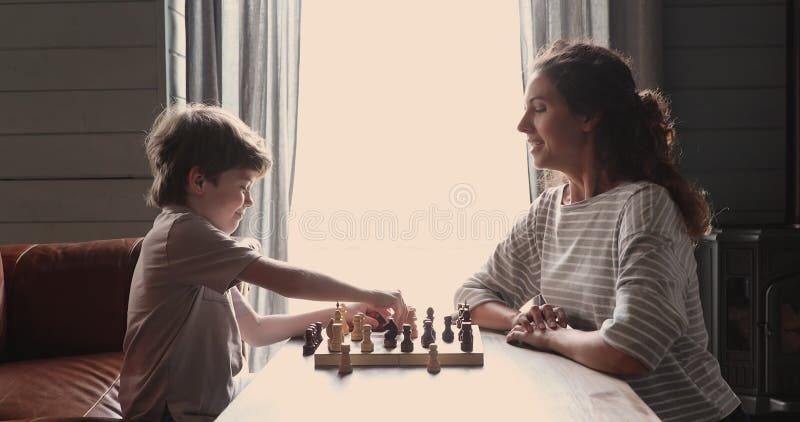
[
  {"xmin": 347, "ymin": 302, "xmax": 391, "ymax": 329},
  {"xmin": 368, "ymin": 289, "xmax": 409, "ymax": 327}
]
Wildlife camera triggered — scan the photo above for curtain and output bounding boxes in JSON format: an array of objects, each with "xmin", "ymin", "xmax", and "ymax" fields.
[
  {"xmin": 185, "ymin": 0, "xmax": 302, "ymax": 371},
  {"xmin": 518, "ymin": 0, "xmax": 662, "ymax": 200}
]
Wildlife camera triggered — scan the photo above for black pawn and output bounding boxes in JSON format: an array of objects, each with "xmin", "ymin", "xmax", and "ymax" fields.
[
  {"xmin": 314, "ymin": 321, "xmax": 324, "ymax": 346},
  {"xmin": 384, "ymin": 318, "xmax": 398, "ymax": 349},
  {"xmin": 442, "ymin": 315, "xmax": 454, "ymax": 343},
  {"xmin": 462, "ymin": 305, "xmax": 471, "ymax": 323},
  {"xmin": 461, "ymin": 322, "xmax": 473, "ymax": 352},
  {"xmin": 302, "ymin": 328, "xmax": 316, "ymax": 356},
  {"xmin": 307, "ymin": 324, "xmax": 318, "ymax": 347},
  {"xmin": 401, "ymin": 324, "xmax": 414, "ymax": 352},
  {"xmin": 421, "ymin": 319, "xmax": 434, "ymax": 348}
]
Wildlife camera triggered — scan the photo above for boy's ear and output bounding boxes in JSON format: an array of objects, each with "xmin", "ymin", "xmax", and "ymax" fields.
[{"xmin": 187, "ymin": 166, "xmax": 206, "ymax": 195}]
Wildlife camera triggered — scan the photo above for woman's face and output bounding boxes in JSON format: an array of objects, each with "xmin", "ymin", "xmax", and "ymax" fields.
[{"xmin": 517, "ymin": 72, "xmax": 593, "ymax": 173}]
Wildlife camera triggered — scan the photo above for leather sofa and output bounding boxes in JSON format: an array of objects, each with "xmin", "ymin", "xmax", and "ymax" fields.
[{"xmin": 0, "ymin": 238, "xmax": 143, "ymax": 421}]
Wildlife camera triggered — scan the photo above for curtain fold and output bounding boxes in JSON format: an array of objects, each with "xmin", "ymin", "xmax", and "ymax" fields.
[
  {"xmin": 518, "ymin": 0, "xmax": 661, "ymax": 200},
  {"xmin": 185, "ymin": 0, "xmax": 302, "ymax": 371}
]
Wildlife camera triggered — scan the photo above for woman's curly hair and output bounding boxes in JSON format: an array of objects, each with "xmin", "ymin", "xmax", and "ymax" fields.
[{"xmin": 533, "ymin": 40, "xmax": 711, "ymax": 239}]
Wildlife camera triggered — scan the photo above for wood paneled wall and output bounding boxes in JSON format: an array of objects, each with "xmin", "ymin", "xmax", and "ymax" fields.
[
  {"xmin": 664, "ymin": 0, "xmax": 788, "ymax": 225},
  {"xmin": 0, "ymin": 0, "xmax": 167, "ymax": 243}
]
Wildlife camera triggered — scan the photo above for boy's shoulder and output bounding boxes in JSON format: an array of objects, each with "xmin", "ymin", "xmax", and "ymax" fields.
[{"xmin": 144, "ymin": 206, "xmax": 225, "ymax": 258}]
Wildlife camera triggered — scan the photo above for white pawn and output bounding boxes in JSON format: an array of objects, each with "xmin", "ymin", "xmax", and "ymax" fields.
[
  {"xmin": 339, "ymin": 344, "xmax": 352, "ymax": 374},
  {"xmin": 328, "ymin": 322, "xmax": 342, "ymax": 352},
  {"xmin": 427, "ymin": 343, "xmax": 441, "ymax": 374},
  {"xmin": 360, "ymin": 325, "xmax": 374, "ymax": 353},
  {"xmin": 351, "ymin": 313, "xmax": 364, "ymax": 341},
  {"xmin": 339, "ymin": 304, "xmax": 350, "ymax": 336}
]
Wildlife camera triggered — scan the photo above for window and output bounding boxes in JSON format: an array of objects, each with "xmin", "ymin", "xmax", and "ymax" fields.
[{"xmin": 289, "ymin": 1, "xmax": 529, "ymax": 314}]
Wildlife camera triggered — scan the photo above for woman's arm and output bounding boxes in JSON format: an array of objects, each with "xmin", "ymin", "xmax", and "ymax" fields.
[{"xmin": 506, "ymin": 327, "xmax": 648, "ymax": 376}]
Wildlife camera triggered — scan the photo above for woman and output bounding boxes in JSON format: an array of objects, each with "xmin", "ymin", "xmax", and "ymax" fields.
[{"xmin": 454, "ymin": 41, "xmax": 746, "ymax": 422}]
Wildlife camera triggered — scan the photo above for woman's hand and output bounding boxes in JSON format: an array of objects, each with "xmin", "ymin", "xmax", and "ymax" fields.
[
  {"xmin": 506, "ymin": 323, "xmax": 553, "ymax": 350},
  {"xmin": 511, "ymin": 304, "xmax": 568, "ymax": 331}
]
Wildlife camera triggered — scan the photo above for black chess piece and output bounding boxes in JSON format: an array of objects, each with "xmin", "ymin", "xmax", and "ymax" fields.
[
  {"xmin": 383, "ymin": 318, "xmax": 398, "ymax": 348},
  {"xmin": 442, "ymin": 315, "xmax": 454, "ymax": 343},
  {"xmin": 421, "ymin": 319, "xmax": 434, "ymax": 348},
  {"xmin": 426, "ymin": 307, "xmax": 435, "ymax": 323},
  {"xmin": 457, "ymin": 303, "xmax": 464, "ymax": 329},
  {"xmin": 302, "ymin": 328, "xmax": 316, "ymax": 356},
  {"xmin": 462, "ymin": 304, "xmax": 471, "ymax": 323},
  {"xmin": 461, "ymin": 321, "xmax": 473, "ymax": 352},
  {"xmin": 314, "ymin": 321, "xmax": 324, "ymax": 346},
  {"xmin": 306, "ymin": 324, "xmax": 317, "ymax": 347},
  {"xmin": 401, "ymin": 324, "xmax": 414, "ymax": 352}
]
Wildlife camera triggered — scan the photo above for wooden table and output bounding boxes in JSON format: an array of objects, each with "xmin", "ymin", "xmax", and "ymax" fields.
[{"xmin": 218, "ymin": 328, "xmax": 659, "ymax": 422}]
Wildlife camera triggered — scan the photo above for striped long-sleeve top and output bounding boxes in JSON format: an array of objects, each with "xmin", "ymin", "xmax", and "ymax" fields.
[{"xmin": 455, "ymin": 181, "xmax": 739, "ymax": 422}]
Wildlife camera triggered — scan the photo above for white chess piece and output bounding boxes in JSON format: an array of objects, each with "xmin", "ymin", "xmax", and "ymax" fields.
[
  {"xmin": 351, "ymin": 313, "xmax": 364, "ymax": 341},
  {"xmin": 339, "ymin": 344, "xmax": 352, "ymax": 374},
  {"xmin": 360, "ymin": 325, "xmax": 374, "ymax": 353},
  {"xmin": 427, "ymin": 343, "xmax": 441, "ymax": 374},
  {"xmin": 339, "ymin": 304, "xmax": 350, "ymax": 336},
  {"xmin": 409, "ymin": 307, "xmax": 419, "ymax": 339},
  {"xmin": 329, "ymin": 322, "xmax": 342, "ymax": 352}
]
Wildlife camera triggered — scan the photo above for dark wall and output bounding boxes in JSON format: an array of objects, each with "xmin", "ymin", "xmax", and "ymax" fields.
[{"xmin": 663, "ymin": 0, "xmax": 787, "ymax": 226}]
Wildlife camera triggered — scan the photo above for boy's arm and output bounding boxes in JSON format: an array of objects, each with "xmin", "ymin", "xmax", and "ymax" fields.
[
  {"xmin": 230, "ymin": 288, "xmax": 388, "ymax": 347},
  {"xmin": 236, "ymin": 257, "xmax": 408, "ymax": 324},
  {"xmin": 230, "ymin": 288, "xmax": 333, "ymax": 346}
]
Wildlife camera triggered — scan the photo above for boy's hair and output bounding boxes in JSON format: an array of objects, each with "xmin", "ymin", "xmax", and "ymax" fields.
[{"xmin": 144, "ymin": 103, "xmax": 271, "ymax": 208}]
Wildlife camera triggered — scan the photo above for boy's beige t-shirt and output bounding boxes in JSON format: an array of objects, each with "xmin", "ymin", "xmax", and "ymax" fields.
[{"xmin": 120, "ymin": 206, "xmax": 260, "ymax": 422}]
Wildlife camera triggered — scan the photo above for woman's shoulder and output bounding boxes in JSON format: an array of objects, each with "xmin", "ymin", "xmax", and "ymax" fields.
[{"xmin": 618, "ymin": 181, "xmax": 684, "ymax": 238}]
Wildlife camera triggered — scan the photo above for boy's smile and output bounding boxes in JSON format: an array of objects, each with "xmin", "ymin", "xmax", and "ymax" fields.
[{"xmin": 186, "ymin": 167, "xmax": 260, "ymax": 235}]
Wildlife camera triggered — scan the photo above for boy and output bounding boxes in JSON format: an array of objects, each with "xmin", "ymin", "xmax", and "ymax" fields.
[{"xmin": 120, "ymin": 104, "xmax": 408, "ymax": 421}]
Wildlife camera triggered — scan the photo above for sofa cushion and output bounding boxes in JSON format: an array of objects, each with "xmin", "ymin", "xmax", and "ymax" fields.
[
  {"xmin": 0, "ymin": 352, "xmax": 123, "ymax": 420},
  {"xmin": 0, "ymin": 239, "xmax": 142, "ymax": 362}
]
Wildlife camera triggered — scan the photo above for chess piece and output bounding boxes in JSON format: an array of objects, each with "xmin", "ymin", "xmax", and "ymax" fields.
[
  {"xmin": 383, "ymin": 318, "xmax": 398, "ymax": 349},
  {"xmin": 426, "ymin": 308, "xmax": 436, "ymax": 341},
  {"xmin": 427, "ymin": 343, "xmax": 441, "ymax": 374},
  {"xmin": 339, "ymin": 344, "xmax": 352, "ymax": 375},
  {"xmin": 361, "ymin": 325, "xmax": 374, "ymax": 353},
  {"xmin": 351, "ymin": 313, "xmax": 364, "ymax": 341},
  {"xmin": 303, "ymin": 328, "xmax": 316, "ymax": 356},
  {"xmin": 306, "ymin": 324, "xmax": 318, "ymax": 347},
  {"xmin": 421, "ymin": 319, "xmax": 434, "ymax": 348},
  {"xmin": 340, "ymin": 303, "xmax": 350, "ymax": 336},
  {"xmin": 329, "ymin": 322, "xmax": 343, "ymax": 352},
  {"xmin": 334, "ymin": 309, "xmax": 347, "ymax": 337},
  {"xmin": 462, "ymin": 304, "xmax": 471, "ymax": 323},
  {"xmin": 326, "ymin": 317, "xmax": 334, "ymax": 339},
  {"xmin": 315, "ymin": 321, "xmax": 324, "ymax": 346},
  {"xmin": 457, "ymin": 303, "xmax": 464, "ymax": 329},
  {"xmin": 461, "ymin": 321, "xmax": 473, "ymax": 352},
  {"xmin": 408, "ymin": 307, "xmax": 419, "ymax": 339},
  {"xmin": 442, "ymin": 315, "xmax": 454, "ymax": 343},
  {"xmin": 401, "ymin": 324, "xmax": 414, "ymax": 352},
  {"xmin": 366, "ymin": 310, "xmax": 387, "ymax": 331}
]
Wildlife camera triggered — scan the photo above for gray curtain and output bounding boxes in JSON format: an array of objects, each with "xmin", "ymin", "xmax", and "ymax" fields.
[
  {"xmin": 185, "ymin": 0, "xmax": 302, "ymax": 371},
  {"xmin": 518, "ymin": 0, "xmax": 662, "ymax": 200}
]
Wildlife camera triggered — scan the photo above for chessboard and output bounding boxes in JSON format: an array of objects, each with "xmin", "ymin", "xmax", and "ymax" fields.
[{"xmin": 313, "ymin": 325, "xmax": 484, "ymax": 368}]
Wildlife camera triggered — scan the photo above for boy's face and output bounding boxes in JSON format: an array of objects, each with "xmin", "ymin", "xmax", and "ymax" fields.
[{"xmin": 187, "ymin": 167, "xmax": 260, "ymax": 235}]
